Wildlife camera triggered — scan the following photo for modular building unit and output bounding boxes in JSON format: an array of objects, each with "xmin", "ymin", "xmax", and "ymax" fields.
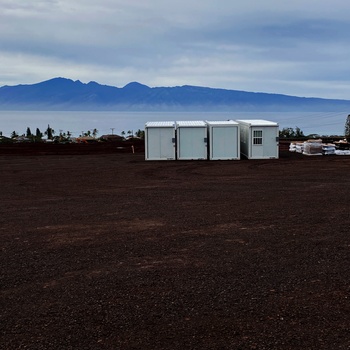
[
  {"xmin": 236, "ymin": 119, "xmax": 279, "ymax": 159},
  {"xmin": 206, "ymin": 120, "xmax": 240, "ymax": 160},
  {"xmin": 176, "ymin": 121, "xmax": 208, "ymax": 160},
  {"xmin": 145, "ymin": 121, "xmax": 176, "ymax": 160}
]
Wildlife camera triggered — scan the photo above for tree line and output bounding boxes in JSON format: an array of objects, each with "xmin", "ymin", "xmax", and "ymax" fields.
[
  {"xmin": 0, "ymin": 125, "xmax": 145, "ymax": 143},
  {"xmin": 1, "ymin": 116, "xmax": 350, "ymax": 142},
  {"xmin": 279, "ymin": 126, "xmax": 305, "ymax": 139},
  {"xmin": 279, "ymin": 115, "xmax": 350, "ymax": 140}
]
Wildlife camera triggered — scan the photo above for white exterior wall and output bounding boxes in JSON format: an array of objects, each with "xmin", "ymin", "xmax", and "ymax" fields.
[
  {"xmin": 207, "ymin": 121, "xmax": 240, "ymax": 160},
  {"xmin": 236, "ymin": 119, "xmax": 279, "ymax": 159},
  {"xmin": 145, "ymin": 121, "xmax": 176, "ymax": 160},
  {"xmin": 176, "ymin": 121, "xmax": 208, "ymax": 160}
]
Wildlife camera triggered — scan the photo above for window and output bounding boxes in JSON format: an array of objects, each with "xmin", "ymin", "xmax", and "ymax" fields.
[{"xmin": 253, "ymin": 130, "xmax": 263, "ymax": 145}]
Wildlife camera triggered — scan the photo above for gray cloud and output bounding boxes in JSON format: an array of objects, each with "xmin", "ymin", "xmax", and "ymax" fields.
[{"xmin": 1, "ymin": 0, "xmax": 350, "ymax": 99}]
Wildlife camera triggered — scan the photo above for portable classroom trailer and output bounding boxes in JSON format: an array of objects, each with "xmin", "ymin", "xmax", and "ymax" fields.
[
  {"xmin": 176, "ymin": 121, "xmax": 208, "ymax": 160},
  {"xmin": 144, "ymin": 121, "xmax": 176, "ymax": 160},
  {"xmin": 236, "ymin": 119, "xmax": 279, "ymax": 159},
  {"xmin": 206, "ymin": 120, "xmax": 240, "ymax": 160}
]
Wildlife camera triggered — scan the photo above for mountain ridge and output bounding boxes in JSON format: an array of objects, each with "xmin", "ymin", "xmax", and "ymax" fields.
[{"xmin": 1, "ymin": 77, "xmax": 350, "ymax": 112}]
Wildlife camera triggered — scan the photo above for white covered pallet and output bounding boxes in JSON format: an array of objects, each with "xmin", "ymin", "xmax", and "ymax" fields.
[
  {"xmin": 322, "ymin": 144, "xmax": 336, "ymax": 155},
  {"xmin": 335, "ymin": 150, "xmax": 350, "ymax": 155},
  {"xmin": 295, "ymin": 143, "xmax": 304, "ymax": 153},
  {"xmin": 303, "ymin": 139, "xmax": 322, "ymax": 156}
]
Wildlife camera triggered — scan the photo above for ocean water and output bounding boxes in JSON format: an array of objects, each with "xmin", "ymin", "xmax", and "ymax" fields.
[{"xmin": 0, "ymin": 110, "xmax": 347, "ymax": 138}]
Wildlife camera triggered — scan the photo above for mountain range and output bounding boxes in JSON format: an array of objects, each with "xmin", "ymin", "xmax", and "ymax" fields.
[{"xmin": 1, "ymin": 77, "xmax": 350, "ymax": 112}]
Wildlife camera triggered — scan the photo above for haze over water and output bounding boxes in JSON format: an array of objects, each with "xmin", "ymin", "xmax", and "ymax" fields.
[{"xmin": 0, "ymin": 110, "xmax": 347, "ymax": 138}]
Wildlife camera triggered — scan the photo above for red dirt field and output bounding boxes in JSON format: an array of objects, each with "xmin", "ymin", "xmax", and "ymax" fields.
[{"xmin": 1, "ymin": 144, "xmax": 349, "ymax": 349}]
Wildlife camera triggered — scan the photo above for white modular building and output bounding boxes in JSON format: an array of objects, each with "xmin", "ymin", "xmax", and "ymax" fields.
[
  {"xmin": 236, "ymin": 119, "xmax": 279, "ymax": 159},
  {"xmin": 145, "ymin": 121, "xmax": 176, "ymax": 160},
  {"xmin": 206, "ymin": 120, "xmax": 240, "ymax": 160},
  {"xmin": 176, "ymin": 121, "xmax": 208, "ymax": 160}
]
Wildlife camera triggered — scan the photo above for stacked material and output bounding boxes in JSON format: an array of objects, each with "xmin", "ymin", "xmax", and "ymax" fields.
[
  {"xmin": 334, "ymin": 140, "xmax": 350, "ymax": 150},
  {"xmin": 289, "ymin": 142, "xmax": 297, "ymax": 152},
  {"xmin": 335, "ymin": 150, "xmax": 350, "ymax": 155},
  {"xmin": 303, "ymin": 139, "xmax": 323, "ymax": 156},
  {"xmin": 289, "ymin": 139, "xmax": 349, "ymax": 156},
  {"xmin": 295, "ymin": 142, "xmax": 304, "ymax": 153},
  {"xmin": 322, "ymin": 144, "xmax": 336, "ymax": 155}
]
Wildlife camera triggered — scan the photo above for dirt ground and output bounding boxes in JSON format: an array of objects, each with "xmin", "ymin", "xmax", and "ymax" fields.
[{"xmin": 1, "ymin": 144, "xmax": 349, "ymax": 349}]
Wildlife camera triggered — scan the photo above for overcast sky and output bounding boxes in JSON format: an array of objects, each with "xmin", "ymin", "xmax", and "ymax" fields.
[{"xmin": 1, "ymin": 0, "xmax": 350, "ymax": 99}]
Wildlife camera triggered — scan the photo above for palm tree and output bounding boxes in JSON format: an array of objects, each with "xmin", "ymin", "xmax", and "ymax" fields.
[
  {"xmin": 135, "ymin": 129, "xmax": 145, "ymax": 138},
  {"xmin": 36, "ymin": 128, "xmax": 43, "ymax": 140},
  {"xmin": 45, "ymin": 125, "xmax": 54, "ymax": 139},
  {"xmin": 92, "ymin": 128, "xmax": 98, "ymax": 138},
  {"xmin": 26, "ymin": 127, "xmax": 32, "ymax": 137},
  {"xmin": 11, "ymin": 131, "xmax": 18, "ymax": 139}
]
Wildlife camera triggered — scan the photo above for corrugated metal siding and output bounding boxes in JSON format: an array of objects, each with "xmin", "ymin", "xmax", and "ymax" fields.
[
  {"xmin": 176, "ymin": 121, "xmax": 207, "ymax": 127},
  {"xmin": 145, "ymin": 121, "xmax": 175, "ymax": 128},
  {"xmin": 206, "ymin": 120, "xmax": 239, "ymax": 126},
  {"xmin": 236, "ymin": 119, "xmax": 278, "ymax": 127}
]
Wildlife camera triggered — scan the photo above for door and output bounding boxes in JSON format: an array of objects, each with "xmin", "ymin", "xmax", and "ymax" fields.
[
  {"xmin": 178, "ymin": 127, "xmax": 207, "ymax": 160},
  {"xmin": 251, "ymin": 127, "xmax": 264, "ymax": 158},
  {"xmin": 211, "ymin": 126, "xmax": 238, "ymax": 160},
  {"xmin": 147, "ymin": 127, "xmax": 175, "ymax": 160},
  {"xmin": 261, "ymin": 126, "xmax": 278, "ymax": 158}
]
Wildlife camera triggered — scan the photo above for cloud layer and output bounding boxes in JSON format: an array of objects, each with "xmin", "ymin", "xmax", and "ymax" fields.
[{"xmin": 1, "ymin": 0, "xmax": 350, "ymax": 99}]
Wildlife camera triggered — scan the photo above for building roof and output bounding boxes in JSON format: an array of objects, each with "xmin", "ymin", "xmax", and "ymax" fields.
[
  {"xmin": 100, "ymin": 134, "xmax": 124, "ymax": 139},
  {"xmin": 235, "ymin": 119, "xmax": 278, "ymax": 127},
  {"xmin": 145, "ymin": 121, "xmax": 175, "ymax": 128},
  {"xmin": 206, "ymin": 120, "xmax": 239, "ymax": 126},
  {"xmin": 176, "ymin": 120, "xmax": 207, "ymax": 127}
]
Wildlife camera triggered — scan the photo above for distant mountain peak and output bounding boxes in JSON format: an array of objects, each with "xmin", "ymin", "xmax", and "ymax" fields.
[
  {"xmin": 123, "ymin": 82, "xmax": 150, "ymax": 90},
  {"xmin": 46, "ymin": 77, "xmax": 73, "ymax": 83},
  {"xmin": 36, "ymin": 77, "xmax": 75, "ymax": 87}
]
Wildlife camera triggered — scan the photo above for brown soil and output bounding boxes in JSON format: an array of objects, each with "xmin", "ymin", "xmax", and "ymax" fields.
[{"xmin": 1, "ymin": 144, "xmax": 349, "ymax": 349}]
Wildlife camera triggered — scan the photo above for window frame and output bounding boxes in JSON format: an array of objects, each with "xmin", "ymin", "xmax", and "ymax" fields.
[{"xmin": 253, "ymin": 130, "xmax": 263, "ymax": 145}]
